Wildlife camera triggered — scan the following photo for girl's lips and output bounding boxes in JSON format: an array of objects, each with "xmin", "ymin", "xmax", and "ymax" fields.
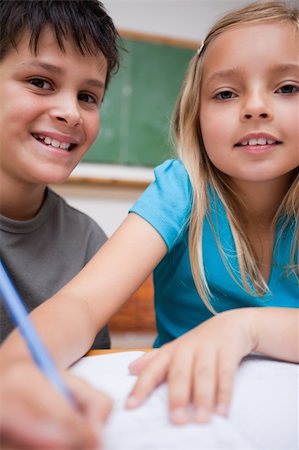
[
  {"xmin": 235, "ymin": 132, "xmax": 281, "ymax": 147},
  {"xmin": 234, "ymin": 133, "xmax": 282, "ymax": 154},
  {"xmin": 236, "ymin": 142, "xmax": 280, "ymax": 154}
]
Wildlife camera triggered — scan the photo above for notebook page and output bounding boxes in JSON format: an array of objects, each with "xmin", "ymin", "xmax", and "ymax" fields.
[{"xmin": 71, "ymin": 351, "xmax": 298, "ymax": 450}]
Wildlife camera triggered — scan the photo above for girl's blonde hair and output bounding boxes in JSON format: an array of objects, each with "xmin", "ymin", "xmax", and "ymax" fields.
[{"xmin": 173, "ymin": 0, "xmax": 299, "ymax": 313}]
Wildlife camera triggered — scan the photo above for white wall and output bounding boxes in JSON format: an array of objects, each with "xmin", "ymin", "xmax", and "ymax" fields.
[
  {"xmin": 53, "ymin": 0, "xmax": 251, "ymax": 236},
  {"xmin": 104, "ymin": 0, "xmax": 249, "ymax": 41},
  {"xmin": 52, "ymin": 183, "xmax": 145, "ymax": 237}
]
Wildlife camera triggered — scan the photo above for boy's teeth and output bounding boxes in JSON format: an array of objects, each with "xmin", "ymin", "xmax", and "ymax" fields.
[{"xmin": 38, "ymin": 135, "xmax": 71, "ymax": 150}]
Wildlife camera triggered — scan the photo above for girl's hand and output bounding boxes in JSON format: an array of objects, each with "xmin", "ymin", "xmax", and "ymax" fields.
[
  {"xmin": 126, "ymin": 308, "xmax": 256, "ymax": 424},
  {"xmin": 0, "ymin": 361, "xmax": 112, "ymax": 449}
]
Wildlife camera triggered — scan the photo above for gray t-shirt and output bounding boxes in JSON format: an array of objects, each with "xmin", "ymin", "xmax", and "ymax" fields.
[{"xmin": 0, "ymin": 188, "xmax": 110, "ymax": 349}]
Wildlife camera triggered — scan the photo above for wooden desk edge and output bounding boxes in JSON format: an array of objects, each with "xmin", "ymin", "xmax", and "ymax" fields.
[{"xmin": 87, "ymin": 348, "xmax": 151, "ymax": 356}]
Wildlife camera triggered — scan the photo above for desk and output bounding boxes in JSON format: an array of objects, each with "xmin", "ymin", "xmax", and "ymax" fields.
[{"xmin": 87, "ymin": 348, "xmax": 150, "ymax": 356}]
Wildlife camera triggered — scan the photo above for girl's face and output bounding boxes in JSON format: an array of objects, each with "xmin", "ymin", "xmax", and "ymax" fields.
[{"xmin": 200, "ymin": 22, "xmax": 299, "ymax": 187}]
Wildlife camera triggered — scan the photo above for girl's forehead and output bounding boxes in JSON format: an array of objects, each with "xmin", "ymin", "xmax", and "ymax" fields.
[{"xmin": 201, "ymin": 21, "xmax": 297, "ymax": 77}]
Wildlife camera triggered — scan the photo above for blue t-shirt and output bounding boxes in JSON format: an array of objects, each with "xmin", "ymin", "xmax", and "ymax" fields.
[{"xmin": 130, "ymin": 160, "xmax": 298, "ymax": 347}]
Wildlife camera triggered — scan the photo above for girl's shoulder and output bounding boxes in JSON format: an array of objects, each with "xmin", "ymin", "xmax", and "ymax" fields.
[
  {"xmin": 153, "ymin": 159, "xmax": 192, "ymax": 193},
  {"xmin": 130, "ymin": 159, "xmax": 192, "ymax": 251},
  {"xmin": 154, "ymin": 159, "xmax": 188, "ymax": 178}
]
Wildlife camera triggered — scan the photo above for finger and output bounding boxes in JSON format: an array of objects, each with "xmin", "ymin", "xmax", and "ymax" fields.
[
  {"xmin": 1, "ymin": 367, "xmax": 101, "ymax": 450},
  {"xmin": 0, "ymin": 411, "xmax": 73, "ymax": 449},
  {"xmin": 192, "ymin": 350, "xmax": 217, "ymax": 423},
  {"xmin": 66, "ymin": 374, "xmax": 113, "ymax": 422},
  {"xmin": 167, "ymin": 347, "xmax": 193, "ymax": 425},
  {"xmin": 125, "ymin": 348, "xmax": 171, "ymax": 409},
  {"xmin": 128, "ymin": 350, "xmax": 159, "ymax": 375},
  {"xmin": 0, "ymin": 369, "xmax": 77, "ymax": 449},
  {"xmin": 215, "ymin": 352, "xmax": 239, "ymax": 417}
]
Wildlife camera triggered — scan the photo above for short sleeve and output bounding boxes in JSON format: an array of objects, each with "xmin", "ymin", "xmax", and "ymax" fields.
[{"xmin": 129, "ymin": 159, "xmax": 192, "ymax": 251}]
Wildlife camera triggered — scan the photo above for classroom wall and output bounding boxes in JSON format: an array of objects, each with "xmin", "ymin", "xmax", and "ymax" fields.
[{"xmin": 52, "ymin": 0, "xmax": 250, "ymax": 236}]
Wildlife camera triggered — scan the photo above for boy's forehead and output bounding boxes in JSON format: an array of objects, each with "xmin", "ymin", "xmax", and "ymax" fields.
[
  {"xmin": 2, "ymin": 26, "xmax": 108, "ymax": 82},
  {"xmin": 18, "ymin": 26, "xmax": 106, "ymax": 63}
]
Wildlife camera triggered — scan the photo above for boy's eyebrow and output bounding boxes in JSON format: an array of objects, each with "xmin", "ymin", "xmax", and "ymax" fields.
[
  {"xmin": 20, "ymin": 60, "xmax": 105, "ymax": 88},
  {"xmin": 20, "ymin": 60, "xmax": 63, "ymax": 74}
]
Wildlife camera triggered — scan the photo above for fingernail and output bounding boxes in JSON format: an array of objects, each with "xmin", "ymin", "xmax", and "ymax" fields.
[
  {"xmin": 194, "ymin": 406, "xmax": 209, "ymax": 423},
  {"xmin": 170, "ymin": 407, "xmax": 189, "ymax": 424},
  {"xmin": 216, "ymin": 403, "xmax": 228, "ymax": 416},
  {"xmin": 125, "ymin": 395, "xmax": 140, "ymax": 409}
]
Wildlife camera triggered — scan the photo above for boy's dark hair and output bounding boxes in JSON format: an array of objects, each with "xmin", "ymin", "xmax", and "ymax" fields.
[{"xmin": 0, "ymin": 0, "xmax": 120, "ymax": 87}]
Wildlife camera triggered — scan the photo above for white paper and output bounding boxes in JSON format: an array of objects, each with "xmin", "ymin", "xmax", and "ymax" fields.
[{"xmin": 71, "ymin": 352, "xmax": 298, "ymax": 450}]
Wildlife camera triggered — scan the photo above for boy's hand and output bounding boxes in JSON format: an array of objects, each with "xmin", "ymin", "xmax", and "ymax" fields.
[
  {"xmin": 0, "ymin": 361, "xmax": 112, "ymax": 449},
  {"xmin": 126, "ymin": 309, "xmax": 256, "ymax": 424}
]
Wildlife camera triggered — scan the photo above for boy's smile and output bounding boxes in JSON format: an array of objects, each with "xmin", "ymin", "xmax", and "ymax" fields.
[
  {"xmin": 199, "ymin": 22, "xmax": 299, "ymax": 188},
  {"xmin": 0, "ymin": 27, "xmax": 107, "ymax": 193}
]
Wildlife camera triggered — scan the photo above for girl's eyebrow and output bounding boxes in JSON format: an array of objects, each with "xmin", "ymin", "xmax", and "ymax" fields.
[
  {"xmin": 269, "ymin": 63, "xmax": 299, "ymax": 76},
  {"xmin": 205, "ymin": 63, "xmax": 299, "ymax": 87},
  {"xmin": 19, "ymin": 60, "xmax": 105, "ymax": 88},
  {"xmin": 204, "ymin": 68, "xmax": 244, "ymax": 86}
]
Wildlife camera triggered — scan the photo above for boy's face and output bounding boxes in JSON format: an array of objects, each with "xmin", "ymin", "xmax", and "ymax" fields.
[{"xmin": 0, "ymin": 27, "xmax": 107, "ymax": 186}]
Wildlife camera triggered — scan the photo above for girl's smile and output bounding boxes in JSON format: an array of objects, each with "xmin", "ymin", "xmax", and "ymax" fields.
[{"xmin": 234, "ymin": 132, "xmax": 282, "ymax": 155}]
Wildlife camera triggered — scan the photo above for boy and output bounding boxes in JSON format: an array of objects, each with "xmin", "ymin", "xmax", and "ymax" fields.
[
  {"xmin": 0, "ymin": 0, "xmax": 119, "ymax": 347},
  {"xmin": 0, "ymin": 0, "xmax": 119, "ymax": 447}
]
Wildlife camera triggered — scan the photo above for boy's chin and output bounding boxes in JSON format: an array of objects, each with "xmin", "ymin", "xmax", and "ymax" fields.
[{"xmin": 34, "ymin": 167, "xmax": 75, "ymax": 186}]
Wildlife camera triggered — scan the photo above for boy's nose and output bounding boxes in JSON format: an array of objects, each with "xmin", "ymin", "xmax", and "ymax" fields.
[
  {"xmin": 241, "ymin": 92, "xmax": 273, "ymax": 122},
  {"xmin": 51, "ymin": 98, "xmax": 82, "ymax": 127}
]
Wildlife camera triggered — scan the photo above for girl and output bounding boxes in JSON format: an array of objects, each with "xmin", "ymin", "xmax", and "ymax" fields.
[{"xmin": 1, "ymin": 0, "xmax": 298, "ymax": 437}]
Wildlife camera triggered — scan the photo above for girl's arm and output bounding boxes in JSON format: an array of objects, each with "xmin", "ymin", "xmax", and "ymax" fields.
[
  {"xmin": 126, "ymin": 307, "xmax": 299, "ymax": 424},
  {"xmin": 0, "ymin": 212, "xmax": 167, "ymax": 367}
]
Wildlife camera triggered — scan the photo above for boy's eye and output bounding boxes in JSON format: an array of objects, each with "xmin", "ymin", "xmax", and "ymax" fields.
[
  {"xmin": 78, "ymin": 93, "xmax": 97, "ymax": 104},
  {"xmin": 276, "ymin": 84, "xmax": 299, "ymax": 94},
  {"xmin": 29, "ymin": 78, "xmax": 52, "ymax": 90},
  {"xmin": 215, "ymin": 90, "xmax": 236, "ymax": 100}
]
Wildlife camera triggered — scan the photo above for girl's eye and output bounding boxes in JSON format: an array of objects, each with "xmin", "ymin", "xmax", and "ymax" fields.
[
  {"xmin": 276, "ymin": 84, "xmax": 299, "ymax": 95},
  {"xmin": 78, "ymin": 93, "xmax": 97, "ymax": 104},
  {"xmin": 215, "ymin": 90, "xmax": 236, "ymax": 100},
  {"xmin": 29, "ymin": 78, "xmax": 52, "ymax": 90}
]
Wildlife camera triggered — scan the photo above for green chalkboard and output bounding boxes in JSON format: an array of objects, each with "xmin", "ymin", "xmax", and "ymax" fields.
[{"xmin": 83, "ymin": 35, "xmax": 195, "ymax": 167}]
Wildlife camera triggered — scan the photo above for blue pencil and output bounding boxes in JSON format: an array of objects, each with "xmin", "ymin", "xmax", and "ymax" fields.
[{"xmin": 0, "ymin": 259, "xmax": 75, "ymax": 406}]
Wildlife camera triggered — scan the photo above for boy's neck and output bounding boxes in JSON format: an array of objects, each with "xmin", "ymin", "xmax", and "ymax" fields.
[{"xmin": 0, "ymin": 176, "xmax": 46, "ymax": 220}]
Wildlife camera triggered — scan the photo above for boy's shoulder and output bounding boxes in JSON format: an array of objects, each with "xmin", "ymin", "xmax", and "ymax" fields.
[{"xmin": 47, "ymin": 188, "xmax": 106, "ymax": 237}]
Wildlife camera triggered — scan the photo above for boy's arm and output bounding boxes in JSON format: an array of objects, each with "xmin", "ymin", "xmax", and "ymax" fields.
[
  {"xmin": 0, "ymin": 213, "xmax": 167, "ymax": 368},
  {"xmin": 127, "ymin": 307, "xmax": 299, "ymax": 424},
  {"xmin": 0, "ymin": 213, "xmax": 166, "ymax": 448}
]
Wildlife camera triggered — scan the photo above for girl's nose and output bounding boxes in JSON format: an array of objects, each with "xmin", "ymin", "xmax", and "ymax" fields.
[{"xmin": 241, "ymin": 91, "xmax": 273, "ymax": 122}]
